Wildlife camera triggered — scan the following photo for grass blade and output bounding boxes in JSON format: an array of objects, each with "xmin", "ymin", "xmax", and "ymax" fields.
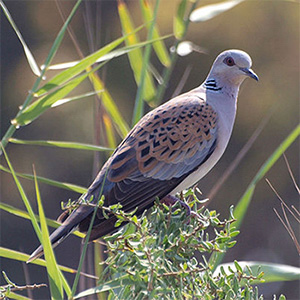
[
  {"xmin": 132, "ymin": 0, "xmax": 160, "ymax": 125},
  {"xmin": 234, "ymin": 124, "xmax": 300, "ymax": 229},
  {"xmin": 103, "ymin": 113, "xmax": 117, "ymax": 149},
  {"xmin": 74, "ymin": 276, "xmax": 128, "ymax": 299},
  {"xmin": 1, "ymin": 147, "xmax": 41, "ymax": 242},
  {"xmin": 0, "ymin": 202, "xmax": 84, "ymax": 239},
  {"xmin": 118, "ymin": 0, "xmax": 156, "ymax": 102},
  {"xmin": 33, "ymin": 168, "xmax": 65, "ymax": 299},
  {"xmin": 36, "ymin": 25, "xmax": 145, "ymax": 97},
  {"xmin": 0, "ymin": 164, "xmax": 86, "ymax": 193},
  {"xmin": 51, "ymin": 89, "xmax": 103, "ymax": 107},
  {"xmin": 12, "ymin": 63, "xmax": 103, "ymax": 127},
  {"xmin": 0, "ymin": 247, "xmax": 96, "ymax": 278},
  {"xmin": 86, "ymin": 35, "xmax": 171, "ymax": 138},
  {"xmin": 140, "ymin": 0, "xmax": 171, "ymax": 67},
  {"xmin": 209, "ymin": 124, "xmax": 300, "ymax": 270},
  {"xmin": 88, "ymin": 71, "xmax": 129, "ymax": 139},
  {"xmin": 9, "ymin": 138, "xmax": 112, "ymax": 152},
  {"xmin": 214, "ymin": 261, "xmax": 300, "ymax": 284},
  {"xmin": 48, "ymin": 41, "xmax": 164, "ymax": 70},
  {"xmin": 154, "ymin": 0, "xmax": 199, "ymax": 105},
  {"xmin": 190, "ymin": 0, "xmax": 245, "ymax": 22},
  {"xmin": 174, "ymin": 0, "xmax": 187, "ymax": 39},
  {"xmin": 40, "ymin": 0, "xmax": 83, "ymax": 74},
  {"xmin": 0, "ymin": 1, "xmax": 41, "ymax": 76},
  {"xmin": 0, "ymin": 0, "xmax": 82, "ymax": 151},
  {"xmin": 3, "ymin": 291, "xmax": 31, "ymax": 300},
  {"xmin": 71, "ymin": 171, "xmax": 108, "ymax": 297}
]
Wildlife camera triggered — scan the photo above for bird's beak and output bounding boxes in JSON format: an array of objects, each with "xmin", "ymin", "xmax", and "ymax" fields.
[{"xmin": 240, "ymin": 67, "xmax": 259, "ymax": 81}]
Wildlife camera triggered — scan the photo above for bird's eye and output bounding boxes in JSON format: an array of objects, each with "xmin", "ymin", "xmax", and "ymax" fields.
[{"xmin": 224, "ymin": 57, "xmax": 235, "ymax": 66}]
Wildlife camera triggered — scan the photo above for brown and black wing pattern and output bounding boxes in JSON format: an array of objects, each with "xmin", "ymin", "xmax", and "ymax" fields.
[
  {"xmin": 84, "ymin": 92, "xmax": 218, "ymax": 240},
  {"xmin": 27, "ymin": 92, "xmax": 218, "ymax": 261}
]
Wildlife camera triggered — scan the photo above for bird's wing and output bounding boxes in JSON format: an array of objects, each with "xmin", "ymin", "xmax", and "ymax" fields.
[
  {"xmin": 86, "ymin": 92, "xmax": 218, "ymax": 224},
  {"xmin": 108, "ymin": 94, "xmax": 217, "ymax": 182},
  {"xmin": 27, "ymin": 92, "xmax": 219, "ymax": 261}
]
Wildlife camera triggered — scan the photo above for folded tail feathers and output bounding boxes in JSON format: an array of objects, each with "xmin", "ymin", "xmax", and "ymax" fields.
[
  {"xmin": 27, "ymin": 222, "xmax": 77, "ymax": 263},
  {"xmin": 27, "ymin": 202, "xmax": 95, "ymax": 263}
]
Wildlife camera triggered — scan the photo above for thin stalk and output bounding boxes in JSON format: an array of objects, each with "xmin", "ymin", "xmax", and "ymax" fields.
[
  {"xmin": 132, "ymin": 0, "xmax": 161, "ymax": 126},
  {"xmin": 71, "ymin": 174, "xmax": 108, "ymax": 297},
  {"xmin": 0, "ymin": 0, "xmax": 83, "ymax": 152},
  {"xmin": 155, "ymin": 0, "xmax": 199, "ymax": 104}
]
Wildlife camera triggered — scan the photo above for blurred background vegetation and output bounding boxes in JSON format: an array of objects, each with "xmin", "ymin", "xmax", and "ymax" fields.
[{"xmin": 0, "ymin": 0, "xmax": 299, "ymax": 299}]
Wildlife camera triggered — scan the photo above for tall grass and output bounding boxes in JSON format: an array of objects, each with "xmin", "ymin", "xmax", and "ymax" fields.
[{"xmin": 0, "ymin": 1, "xmax": 299, "ymax": 299}]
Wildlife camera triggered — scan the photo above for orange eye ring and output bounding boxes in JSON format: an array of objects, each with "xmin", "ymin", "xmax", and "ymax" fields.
[{"xmin": 224, "ymin": 57, "xmax": 235, "ymax": 66}]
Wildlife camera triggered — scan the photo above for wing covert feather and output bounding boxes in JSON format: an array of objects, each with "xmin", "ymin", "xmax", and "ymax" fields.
[
  {"xmin": 78, "ymin": 92, "xmax": 218, "ymax": 241},
  {"xmin": 108, "ymin": 93, "xmax": 217, "ymax": 182}
]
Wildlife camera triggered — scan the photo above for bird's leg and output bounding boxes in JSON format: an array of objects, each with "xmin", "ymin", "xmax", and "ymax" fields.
[{"xmin": 161, "ymin": 195, "xmax": 200, "ymax": 219}]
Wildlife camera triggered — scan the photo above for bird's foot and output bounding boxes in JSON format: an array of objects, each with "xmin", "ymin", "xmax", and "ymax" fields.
[{"xmin": 161, "ymin": 195, "xmax": 200, "ymax": 219}]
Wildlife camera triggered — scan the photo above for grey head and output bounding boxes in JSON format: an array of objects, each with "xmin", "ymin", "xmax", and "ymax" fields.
[{"xmin": 206, "ymin": 49, "xmax": 259, "ymax": 87}]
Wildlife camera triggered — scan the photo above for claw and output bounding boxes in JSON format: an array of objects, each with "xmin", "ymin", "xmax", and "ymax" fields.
[{"xmin": 161, "ymin": 195, "xmax": 192, "ymax": 216}]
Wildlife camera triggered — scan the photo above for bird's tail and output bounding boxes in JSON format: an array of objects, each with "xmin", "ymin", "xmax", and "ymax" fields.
[{"xmin": 27, "ymin": 204, "xmax": 94, "ymax": 263}]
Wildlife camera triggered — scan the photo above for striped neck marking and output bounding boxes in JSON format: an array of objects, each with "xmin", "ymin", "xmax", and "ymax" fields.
[{"xmin": 204, "ymin": 79, "xmax": 222, "ymax": 91}]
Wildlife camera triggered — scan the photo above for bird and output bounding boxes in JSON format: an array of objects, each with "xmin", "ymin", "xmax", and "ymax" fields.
[{"xmin": 27, "ymin": 49, "xmax": 258, "ymax": 263}]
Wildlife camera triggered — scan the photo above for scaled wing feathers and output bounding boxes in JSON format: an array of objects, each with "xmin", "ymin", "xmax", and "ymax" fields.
[{"xmin": 108, "ymin": 92, "xmax": 218, "ymax": 182}]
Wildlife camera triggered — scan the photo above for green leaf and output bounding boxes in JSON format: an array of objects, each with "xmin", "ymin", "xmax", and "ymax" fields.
[
  {"xmin": 0, "ymin": 202, "xmax": 85, "ymax": 239},
  {"xmin": 50, "ymin": 89, "xmax": 104, "ymax": 107},
  {"xmin": 35, "ymin": 25, "xmax": 145, "ymax": 97},
  {"xmin": 234, "ymin": 260, "xmax": 243, "ymax": 273},
  {"xmin": 87, "ymin": 70, "xmax": 129, "ymax": 139},
  {"xmin": 12, "ymin": 64, "xmax": 103, "ymax": 127},
  {"xmin": 209, "ymin": 124, "xmax": 300, "ymax": 270},
  {"xmin": 174, "ymin": 0, "xmax": 187, "ymax": 39},
  {"xmin": 48, "ymin": 39, "xmax": 169, "ymax": 70},
  {"xmin": 0, "ymin": 247, "xmax": 95, "ymax": 278},
  {"xmin": 33, "ymin": 170, "xmax": 65, "ymax": 299},
  {"xmin": 234, "ymin": 124, "xmax": 300, "ymax": 230},
  {"xmin": 74, "ymin": 275, "xmax": 129, "ymax": 299},
  {"xmin": 9, "ymin": 138, "xmax": 113, "ymax": 152},
  {"xmin": 40, "ymin": 0, "xmax": 83, "ymax": 76},
  {"xmin": 132, "ymin": 0, "xmax": 160, "ymax": 126},
  {"xmin": 118, "ymin": 0, "xmax": 156, "ymax": 102},
  {"xmin": 0, "ymin": 1, "xmax": 41, "ymax": 76},
  {"xmin": 4, "ymin": 291, "xmax": 31, "ymax": 300},
  {"xmin": 0, "ymin": 0, "xmax": 83, "ymax": 151},
  {"xmin": 102, "ymin": 112, "xmax": 118, "ymax": 149},
  {"xmin": 190, "ymin": 0, "xmax": 245, "ymax": 22},
  {"xmin": 140, "ymin": 0, "xmax": 171, "ymax": 67},
  {"xmin": 71, "ymin": 173, "xmax": 108, "ymax": 297},
  {"xmin": 214, "ymin": 261, "xmax": 300, "ymax": 284},
  {"xmin": 1, "ymin": 147, "xmax": 42, "ymax": 242},
  {"xmin": 0, "ymin": 164, "xmax": 87, "ymax": 193}
]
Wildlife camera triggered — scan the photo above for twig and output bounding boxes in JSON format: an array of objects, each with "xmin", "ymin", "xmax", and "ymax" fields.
[
  {"xmin": 266, "ymin": 178, "xmax": 300, "ymax": 223},
  {"xmin": 1, "ymin": 283, "xmax": 47, "ymax": 293},
  {"xmin": 267, "ymin": 178, "xmax": 300, "ymax": 255},
  {"xmin": 171, "ymin": 64, "xmax": 193, "ymax": 98},
  {"xmin": 283, "ymin": 153, "xmax": 300, "ymax": 195},
  {"xmin": 273, "ymin": 207, "xmax": 300, "ymax": 255},
  {"xmin": 155, "ymin": 0, "xmax": 200, "ymax": 104}
]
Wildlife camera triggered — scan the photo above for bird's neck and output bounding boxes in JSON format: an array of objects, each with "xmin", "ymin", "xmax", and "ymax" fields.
[
  {"xmin": 203, "ymin": 76, "xmax": 240, "ymax": 100},
  {"xmin": 201, "ymin": 76, "xmax": 239, "ymax": 136},
  {"xmin": 203, "ymin": 78, "xmax": 222, "ymax": 91}
]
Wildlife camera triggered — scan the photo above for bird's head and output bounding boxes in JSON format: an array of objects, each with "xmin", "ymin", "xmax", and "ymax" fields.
[{"xmin": 208, "ymin": 49, "xmax": 259, "ymax": 86}]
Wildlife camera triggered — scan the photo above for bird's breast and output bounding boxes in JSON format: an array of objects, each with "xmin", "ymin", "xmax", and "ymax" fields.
[{"xmin": 170, "ymin": 100, "xmax": 236, "ymax": 195}]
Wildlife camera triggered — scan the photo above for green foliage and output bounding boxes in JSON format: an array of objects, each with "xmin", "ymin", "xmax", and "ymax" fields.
[
  {"xmin": 75, "ymin": 195, "xmax": 266, "ymax": 299},
  {"xmin": 209, "ymin": 124, "xmax": 300, "ymax": 269},
  {"xmin": 1, "ymin": 0, "xmax": 298, "ymax": 299}
]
